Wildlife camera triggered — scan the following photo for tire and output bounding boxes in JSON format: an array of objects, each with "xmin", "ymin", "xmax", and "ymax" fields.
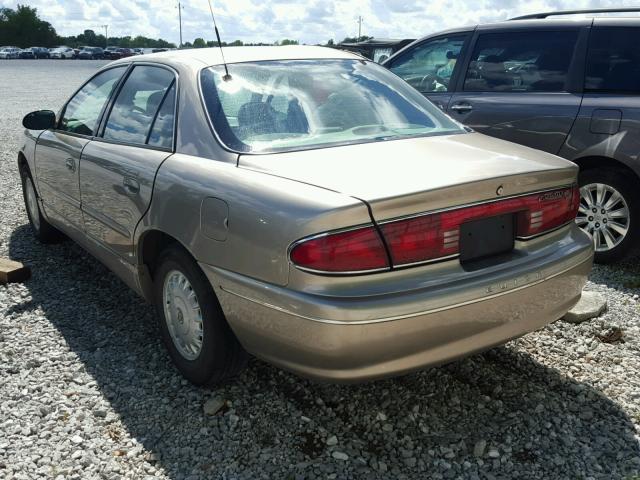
[
  {"xmin": 153, "ymin": 245, "xmax": 248, "ymax": 385},
  {"xmin": 577, "ymin": 168, "xmax": 640, "ymax": 264},
  {"xmin": 20, "ymin": 167, "xmax": 64, "ymax": 243}
]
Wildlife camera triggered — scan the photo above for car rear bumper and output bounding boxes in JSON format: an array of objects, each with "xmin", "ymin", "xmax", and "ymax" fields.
[{"xmin": 201, "ymin": 225, "xmax": 593, "ymax": 382}]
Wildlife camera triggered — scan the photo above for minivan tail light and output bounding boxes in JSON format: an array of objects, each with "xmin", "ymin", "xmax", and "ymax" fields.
[
  {"xmin": 290, "ymin": 226, "xmax": 389, "ymax": 273},
  {"xmin": 381, "ymin": 186, "xmax": 579, "ymax": 266}
]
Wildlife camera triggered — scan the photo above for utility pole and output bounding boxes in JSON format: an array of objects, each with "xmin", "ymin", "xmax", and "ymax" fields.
[
  {"xmin": 177, "ymin": 1, "xmax": 184, "ymax": 48},
  {"xmin": 357, "ymin": 16, "xmax": 363, "ymax": 40},
  {"xmin": 102, "ymin": 24, "xmax": 108, "ymax": 48}
]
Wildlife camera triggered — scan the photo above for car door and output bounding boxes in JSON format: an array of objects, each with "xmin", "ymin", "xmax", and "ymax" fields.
[
  {"xmin": 79, "ymin": 64, "xmax": 177, "ymax": 261},
  {"xmin": 35, "ymin": 66, "xmax": 127, "ymax": 233},
  {"xmin": 447, "ymin": 28, "xmax": 586, "ymax": 154},
  {"xmin": 385, "ymin": 33, "xmax": 472, "ymax": 111}
]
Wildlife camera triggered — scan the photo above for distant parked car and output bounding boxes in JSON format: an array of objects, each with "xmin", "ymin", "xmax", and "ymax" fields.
[
  {"xmin": 132, "ymin": 48, "xmax": 144, "ymax": 55},
  {"xmin": 18, "ymin": 49, "xmax": 35, "ymax": 59},
  {"xmin": 151, "ymin": 48, "xmax": 168, "ymax": 53},
  {"xmin": 50, "ymin": 47, "xmax": 75, "ymax": 59},
  {"xmin": 18, "ymin": 46, "xmax": 592, "ymax": 385},
  {"xmin": 104, "ymin": 46, "xmax": 121, "ymax": 60},
  {"xmin": 383, "ymin": 7, "xmax": 640, "ymax": 263},
  {"xmin": 0, "ymin": 47, "xmax": 20, "ymax": 59},
  {"xmin": 338, "ymin": 38, "xmax": 415, "ymax": 63},
  {"xmin": 117, "ymin": 48, "xmax": 134, "ymax": 58},
  {"xmin": 30, "ymin": 47, "xmax": 50, "ymax": 59},
  {"xmin": 78, "ymin": 47, "xmax": 104, "ymax": 60}
]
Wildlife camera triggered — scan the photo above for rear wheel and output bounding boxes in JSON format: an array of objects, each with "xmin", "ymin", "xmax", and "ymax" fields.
[
  {"xmin": 20, "ymin": 168, "xmax": 63, "ymax": 243},
  {"xmin": 153, "ymin": 245, "xmax": 248, "ymax": 385},
  {"xmin": 576, "ymin": 169, "xmax": 639, "ymax": 263}
]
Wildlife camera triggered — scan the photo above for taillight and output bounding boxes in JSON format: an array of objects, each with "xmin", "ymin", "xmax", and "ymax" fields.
[
  {"xmin": 381, "ymin": 185, "xmax": 579, "ymax": 267},
  {"xmin": 289, "ymin": 186, "xmax": 579, "ymax": 274},
  {"xmin": 289, "ymin": 226, "xmax": 389, "ymax": 273}
]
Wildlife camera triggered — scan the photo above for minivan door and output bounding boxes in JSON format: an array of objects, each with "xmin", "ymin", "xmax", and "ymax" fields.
[
  {"xmin": 447, "ymin": 29, "xmax": 585, "ymax": 154},
  {"xmin": 385, "ymin": 33, "xmax": 471, "ymax": 111},
  {"xmin": 79, "ymin": 65, "xmax": 177, "ymax": 261}
]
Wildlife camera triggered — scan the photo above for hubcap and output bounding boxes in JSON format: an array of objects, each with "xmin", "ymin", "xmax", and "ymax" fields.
[
  {"xmin": 576, "ymin": 183, "xmax": 630, "ymax": 252},
  {"xmin": 162, "ymin": 270, "xmax": 203, "ymax": 360},
  {"xmin": 25, "ymin": 178, "xmax": 40, "ymax": 231}
]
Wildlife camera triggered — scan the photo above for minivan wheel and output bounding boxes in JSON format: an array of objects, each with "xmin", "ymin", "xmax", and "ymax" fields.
[
  {"xmin": 576, "ymin": 169, "xmax": 639, "ymax": 263},
  {"xmin": 20, "ymin": 168, "xmax": 63, "ymax": 243},
  {"xmin": 153, "ymin": 245, "xmax": 248, "ymax": 385}
]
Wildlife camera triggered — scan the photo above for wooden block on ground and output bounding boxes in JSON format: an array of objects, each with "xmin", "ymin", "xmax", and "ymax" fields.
[{"xmin": 0, "ymin": 258, "xmax": 31, "ymax": 284}]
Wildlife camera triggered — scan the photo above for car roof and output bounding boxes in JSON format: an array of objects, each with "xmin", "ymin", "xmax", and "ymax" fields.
[{"xmin": 110, "ymin": 45, "xmax": 360, "ymax": 69}]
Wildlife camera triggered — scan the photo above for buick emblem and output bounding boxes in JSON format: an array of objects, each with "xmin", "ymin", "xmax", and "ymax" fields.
[{"xmin": 496, "ymin": 185, "xmax": 504, "ymax": 196}]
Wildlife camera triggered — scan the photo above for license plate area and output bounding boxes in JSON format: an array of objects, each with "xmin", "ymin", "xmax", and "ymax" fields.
[{"xmin": 459, "ymin": 213, "xmax": 515, "ymax": 263}]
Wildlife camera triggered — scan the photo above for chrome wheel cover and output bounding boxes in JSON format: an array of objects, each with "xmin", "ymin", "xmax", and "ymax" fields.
[
  {"xmin": 163, "ymin": 270, "xmax": 203, "ymax": 360},
  {"xmin": 576, "ymin": 183, "xmax": 630, "ymax": 252},
  {"xmin": 25, "ymin": 177, "xmax": 40, "ymax": 231}
]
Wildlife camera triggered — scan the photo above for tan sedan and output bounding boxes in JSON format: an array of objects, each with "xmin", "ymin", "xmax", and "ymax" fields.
[{"xmin": 18, "ymin": 46, "xmax": 593, "ymax": 384}]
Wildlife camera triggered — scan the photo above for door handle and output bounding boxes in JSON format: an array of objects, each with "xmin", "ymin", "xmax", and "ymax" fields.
[
  {"xmin": 65, "ymin": 158, "xmax": 76, "ymax": 172},
  {"xmin": 122, "ymin": 177, "xmax": 140, "ymax": 195},
  {"xmin": 451, "ymin": 103, "xmax": 473, "ymax": 113}
]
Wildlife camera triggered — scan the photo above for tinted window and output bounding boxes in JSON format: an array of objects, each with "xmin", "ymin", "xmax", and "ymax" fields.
[
  {"xmin": 147, "ymin": 82, "xmax": 176, "ymax": 149},
  {"xmin": 464, "ymin": 31, "xmax": 578, "ymax": 92},
  {"xmin": 103, "ymin": 66, "xmax": 175, "ymax": 145},
  {"xmin": 585, "ymin": 28, "xmax": 640, "ymax": 93},
  {"xmin": 389, "ymin": 35, "xmax": 468, "ymax": 93},
  {"xmin": 59, "ymin": 67, "xmax": 126, "ymax": 136},
  {"xmin": 201, "ymin": 60, "xmax": 464, "ymax": 154}
]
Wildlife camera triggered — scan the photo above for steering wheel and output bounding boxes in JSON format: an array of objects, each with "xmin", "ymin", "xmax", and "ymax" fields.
[{"xmin": 419, "ymin": 73, "xmax": 447, "ymax": 91}]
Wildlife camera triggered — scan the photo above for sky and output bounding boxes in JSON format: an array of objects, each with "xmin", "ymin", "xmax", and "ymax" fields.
[{"xmin": 9, "ymin": 0, "xmax": 640, "ymax": 45}]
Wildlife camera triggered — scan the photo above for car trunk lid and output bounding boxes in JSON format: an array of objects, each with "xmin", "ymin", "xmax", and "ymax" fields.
[{"xmin": 238, "ymin": 132, "xmax": 578, "ymax": 222}]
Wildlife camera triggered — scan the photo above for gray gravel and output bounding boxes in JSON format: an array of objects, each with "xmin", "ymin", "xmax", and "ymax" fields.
[{"xmin": 1, "ymin": 60, "xmax": 639, "ymax": 480}]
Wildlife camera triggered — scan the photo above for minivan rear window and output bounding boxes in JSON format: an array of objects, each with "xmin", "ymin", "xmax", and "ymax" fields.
[
  {"xmin": 200, "ymin": 59, "xmax": 465, "ymax": 154},
  {"xmin": 585, "ymin": 28, "xmax": 640, "ymax": 93},
  {"xmin": 463, "ymin": 31, "xmax": 578, "ymax": 93}
]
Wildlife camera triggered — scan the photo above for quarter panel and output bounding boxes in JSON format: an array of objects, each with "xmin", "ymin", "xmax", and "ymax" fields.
[
  {"xmin": 138, "ymin": 153, "xmax": 372, "ymax": 286},
  {"xmin": 559, "ymin": 94, "xmax": 640, "ymax": 178}
]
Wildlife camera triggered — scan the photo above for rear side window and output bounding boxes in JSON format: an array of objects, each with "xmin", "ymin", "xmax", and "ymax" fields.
[
  {"xmin": 147, "ymin": 82, "xmax": 176, "ymax": 149},
  {"xmin": 103, "ymin": 66, "xmax": 175, "ymax": 145},
  {"xmin": 585, "ymin": 28, "xmax": 640, "ymax": 93},
  {"xmin": 464, "ymin": 31, "xmax": 578, "ymax": 92}
]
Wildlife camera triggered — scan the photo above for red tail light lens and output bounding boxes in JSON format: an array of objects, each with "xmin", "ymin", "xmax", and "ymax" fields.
[
  {"xmin": 381, "ymin": 186, "xmax": 579, "ymax": 266},
  {"xmin": 290, "ymin": 226, "xmax": 389, "ymax": 273}
]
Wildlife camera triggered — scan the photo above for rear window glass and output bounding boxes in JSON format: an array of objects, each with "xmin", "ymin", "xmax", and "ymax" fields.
[
  {"xmin": 464, "ymin": 31, "xmax": 578, "ymax": 93},
  {"xmin": 200, "ymin": 59, "xmax": 464, "ymax": 154},
  {"xmin": 585, "ymin": 28, "xmax": 640, "ymax": 93}
]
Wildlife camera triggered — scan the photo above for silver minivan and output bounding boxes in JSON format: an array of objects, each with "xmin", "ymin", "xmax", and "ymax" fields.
[{"xmin": 384, "ymin": 8, "xmax": 640, "ymax": 263}]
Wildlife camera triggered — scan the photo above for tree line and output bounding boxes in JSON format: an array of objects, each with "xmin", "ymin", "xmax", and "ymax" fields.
[{"xmin": 0, "ymin": 4, "xmax": 372, "ymax": 50}]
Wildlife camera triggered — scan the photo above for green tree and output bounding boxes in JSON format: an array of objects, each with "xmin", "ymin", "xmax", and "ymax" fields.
[
  {"xmin": 0, "ymin": 5, "xmax": 59, "ymax": 47},
  {"xmin": 192, "ymin": 37, "xmax": 206, "ymax": 48},
  {"xmin": 278, "ymin": 38, "xmax": 299, "ymax": 46}
]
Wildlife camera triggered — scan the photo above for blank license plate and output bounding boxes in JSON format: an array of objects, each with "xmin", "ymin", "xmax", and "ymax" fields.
[{"xmin": 459, "ymin": 213, "xmax": 515, "ymax": 263}]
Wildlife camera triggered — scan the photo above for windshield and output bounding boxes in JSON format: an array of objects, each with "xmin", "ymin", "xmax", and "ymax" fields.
[{"xmin": 200, "ymin": 59, "xmax": 465, "ymax": 153}]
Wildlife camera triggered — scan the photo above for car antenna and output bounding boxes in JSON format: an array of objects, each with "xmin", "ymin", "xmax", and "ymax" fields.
[{"xmin": 207, "ymin": 0, "xmax": 232, "ymax": 81}]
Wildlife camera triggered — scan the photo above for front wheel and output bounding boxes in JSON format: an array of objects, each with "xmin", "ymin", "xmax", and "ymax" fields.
[
  {"xmin": 576, "ymin": 169, "xmax": 639, "ymax": 263},
  {"xmin": 153, "ymin": 245, "xmax": 248, "ymax": 385}
]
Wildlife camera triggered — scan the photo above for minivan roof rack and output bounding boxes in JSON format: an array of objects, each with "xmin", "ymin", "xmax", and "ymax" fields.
[{"xmin": 510, "ymin": 7, "xmax": 640, "ymax": 20}]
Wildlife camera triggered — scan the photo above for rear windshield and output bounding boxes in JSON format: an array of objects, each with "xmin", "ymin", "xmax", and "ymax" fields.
[{"xmin": 200, "ymin": 59, "xmax": 465, "ymax": 153}]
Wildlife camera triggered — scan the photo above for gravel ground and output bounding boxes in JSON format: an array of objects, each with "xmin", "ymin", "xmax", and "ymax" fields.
[{"xmin": 1, "ymin": 60, "xmax": 639, "ymax": 480}]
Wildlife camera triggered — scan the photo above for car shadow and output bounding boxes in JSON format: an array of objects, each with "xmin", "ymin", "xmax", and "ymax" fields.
[{"xmin": 6, "ymin": 224, "xmax": 640, "ymax": 479}]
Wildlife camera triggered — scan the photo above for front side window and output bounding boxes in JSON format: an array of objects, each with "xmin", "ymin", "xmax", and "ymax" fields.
[
  {"xmin": 388, "ymin": 35, "xmax": 468, "ymax": 93},
  {"xmin": 59, "ymin": 66, "xmax": 126, "ymax": 136},
  {"xmin": 103, "ymin": 66, "xmax": 175, "ymax": 145},
  {"xmin": 585, "ymin": 28, "xmax": 640, "ymax": 93},
  {"xmin": 200, "ymin": 59, "xmax": 465, "ymax": 154},
  {"xmin": 463, "ymin": 31, "xmax": 578, "ymax": 92}
]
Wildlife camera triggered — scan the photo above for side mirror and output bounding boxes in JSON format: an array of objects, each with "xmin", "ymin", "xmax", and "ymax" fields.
[{"xmin": 22, "ymin": 110, "xmax": 56, "ymax": 130}]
